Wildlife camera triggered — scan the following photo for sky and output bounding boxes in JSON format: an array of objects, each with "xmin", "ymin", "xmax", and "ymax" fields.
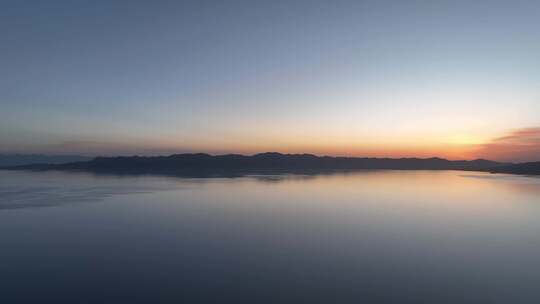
[{"xmin": 1, "ymin": 0, "xmax": 539, "ymax": 161}]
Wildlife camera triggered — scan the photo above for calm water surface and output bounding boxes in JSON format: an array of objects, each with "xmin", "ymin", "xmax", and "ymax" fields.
[{"xmin": 1, "ymin": 170, "xmax": 540, "ymax": 303}]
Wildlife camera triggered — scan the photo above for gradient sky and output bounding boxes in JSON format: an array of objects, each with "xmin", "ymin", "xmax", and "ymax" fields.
[{"xmin": 1, "ymin": 0, "xmax": 539, "ymax": 161}]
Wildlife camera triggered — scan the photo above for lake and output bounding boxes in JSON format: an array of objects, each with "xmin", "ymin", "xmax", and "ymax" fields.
[{"xmin": 1, "ymin": 169, "xmax": 540, "ymax": 303}]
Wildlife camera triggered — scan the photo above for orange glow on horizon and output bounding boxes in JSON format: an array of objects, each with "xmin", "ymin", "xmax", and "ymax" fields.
[{"xmin": 26, "ymin": 127, "xmax": 539, "ymax": 163}]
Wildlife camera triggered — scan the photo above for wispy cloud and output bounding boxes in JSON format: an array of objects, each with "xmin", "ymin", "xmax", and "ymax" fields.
[{"xmin": 473, "ymin": 127, "xmax": 540, "ymax": 162}]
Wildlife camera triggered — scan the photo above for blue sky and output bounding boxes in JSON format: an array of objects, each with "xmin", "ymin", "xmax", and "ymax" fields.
[{"xmin": 1, "ymin": 0, "xmax": 539, "ymax": 160}]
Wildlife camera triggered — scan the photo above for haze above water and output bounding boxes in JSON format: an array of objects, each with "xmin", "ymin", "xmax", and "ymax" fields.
[{"xmin": 2, "ymin": 170, "xmax": 540, "ymax": 303}]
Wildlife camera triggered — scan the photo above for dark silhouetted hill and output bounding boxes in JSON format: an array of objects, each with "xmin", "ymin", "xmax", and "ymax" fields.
[
  {"xmin": 489, "ymin": 162, "xmax": 540, "ymax": 175},
  {"xmin": 2, "ymin": 152, "xmax": 508, "ymax": 175},
  {"xmin": 0, "ymin": 154, "xmax": 91, "ymax": 167}
]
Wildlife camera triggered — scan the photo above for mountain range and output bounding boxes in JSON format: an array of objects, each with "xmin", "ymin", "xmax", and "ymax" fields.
[{"xmin": 3, "ymin": 152, "xmax": 529, "ymax": 175}]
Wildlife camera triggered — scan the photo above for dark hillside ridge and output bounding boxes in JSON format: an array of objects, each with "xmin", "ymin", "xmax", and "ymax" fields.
[
  {"xmin": 2, "ymin": 152, "xmax": 509, "ymax": 175},
  {"xmin": 489, "ymin": 162, "xmax": 540, "ymax": 175}
]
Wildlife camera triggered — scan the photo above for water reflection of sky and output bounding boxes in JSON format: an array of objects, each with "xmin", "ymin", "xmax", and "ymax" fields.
[
  {"xmin": 1, "ymin": 169, "xmax": 540, "ymax": 210},
  {"xmin": 2, "ymin": 169, "xmax": 540, "ymax": 303}
]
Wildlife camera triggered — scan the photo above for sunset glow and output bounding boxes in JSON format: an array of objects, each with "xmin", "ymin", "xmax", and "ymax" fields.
[
  {"xmin": 1, "ymin": 1, "xmax": 539, "ymax": 162},
  {"xmin": 4, "ymin": 2, "xmax": 540, "ymax": 303}
]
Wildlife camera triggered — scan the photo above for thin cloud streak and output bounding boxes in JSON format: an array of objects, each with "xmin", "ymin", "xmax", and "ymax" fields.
[
  {"xmin": 473, "ymin": 127, "xmax": 540, "ymax": 162},
  {"xmin": 493, "ymin": 128, "xmax": 540, "ymax": 142}
]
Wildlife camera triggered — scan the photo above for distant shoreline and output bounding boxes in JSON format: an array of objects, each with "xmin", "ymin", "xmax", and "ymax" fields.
[{"xmin": 3, "ymin": 152, "xmax": 538, "ymax": 176}]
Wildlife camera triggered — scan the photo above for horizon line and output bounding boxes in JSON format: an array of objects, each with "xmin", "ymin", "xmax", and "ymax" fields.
[{"xmin": 0, "ymin": 151, "xmax": 508, "ymax": 163}]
